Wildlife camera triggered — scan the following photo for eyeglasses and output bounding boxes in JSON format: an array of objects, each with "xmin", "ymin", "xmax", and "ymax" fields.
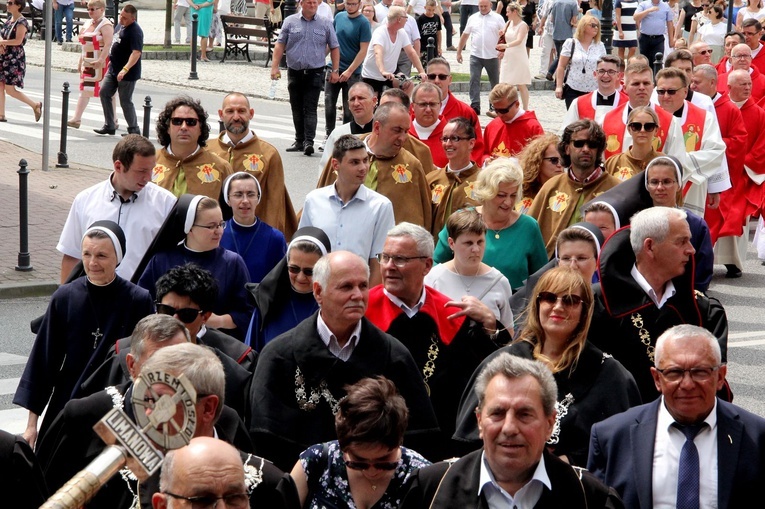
[
  {"xmin": 596, "ymin": 69, "xmax": 619, "ymax": 76},
  {"xmin": 558, "ymin": 255, "xmax": 594, "ymax": 266},
  {"xmin": 731, "ymin": 53, "xmax": 752, "ymax": 59},
  {"xmin": 656, "ymin": 366, "xmax": 720, "ymax": 383},
  {"xmin": 492, "ymin": 102, "xmax": 517, "ymax": 114},
  {"xmin": 536, "ymin": 291, "xmax": 585, "ymax": 307},
  {"xmin": 156, "ymin": 303, "xmax": 204, "ymax": 324},
  {"xmin": 656, "ymin": 88, "xmax": 682, "ymax": 96},
  {"xmin": 542, "ymin": 156, "xmax": 561, "ymax": 165},
  {"xmin": 441, "ymin": 135, "xmax": 472, "ymax": 143},
  {"xmin": 694, "ymin": 49, "xmax": 713, "ymax": 55},
  {"xmin": 344, "ymin": 458, "xmax": 401, "ymax": 471},
  {"xmin": 571, "ymin": 139, "xmax": 599, "ymax": 149},
  {"xmin": 376, "ymin": 253, "xmax": 428, "ymax": 267},
  {"xmin": 426, "ymin": 73, "xmax": 450, "ymax": 81},
  {"xmin": 162, "ymin": 491, "xmax": 249, "ymax": 509},
  {"xmin": 742, "ymin": 31, "xmax": 760, "ymax": 37},
  {"xmin": 87, "ymin": 6, "xmax": 102, "ymax": 11},
  {"xmin": 628, "ymin": 122, "xmax": 658, "ymax": 132},
  {"xmin": 170, "ymin": 117, "xmax": 200, "ymax": 127},
  {"xmin": 193, "ymin": 221, "xmax": 227, "ymax": 231},
  {"xmin": 588, "ymin": 22, "xmax": 599, "ymax": 28},
  {"xmin": 229, "ymin": 191, "xmax": 259, "ymax": 200},
  {"xmin": 647, "ymin": 178, "xmax": 677, "ymax": 187},
  {"xmin": 287, "ymin": 264, "xmax": 314, "ymax": 277},
  {"xmin": 414, "ymin": 101, "xmax": 440, "ymax": 109}
]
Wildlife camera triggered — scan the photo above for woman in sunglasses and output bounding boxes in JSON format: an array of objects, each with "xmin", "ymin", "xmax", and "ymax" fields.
[
  {"xmin": 454, "ymin": 267, "xmax": 641, "ymax": 467},
  {"xmin": 66, "ymin": 0, "xmax": 114, "ymax": 129},
  {"xmin": 516, "ymin": 132, "xmax": 563, "ymax": 213},
  {"xmin": 245, "ymin": 226, "xmax": 330, "ymax": 351},
  {"xmin": 695, "ymin": 4, "xmax": 726, "ymax": 62},
  {"xmin": 432, "ymin": 158, "xmax": 548, "ymax": 290},
  {"xmin": 605, "ymin": 106, "xmax": 663, "ymax": 182},
  {"xmin": 0, "ymin": 0, "xmax": 42, "ymax": 123},
  {"xmin": 291, "ymin": 376, "xmax": 430, "ymax": 509},
  {"xmin": 15, "ymin": 220, "xmax": 153, "ymax": 449},
  {"xmin": 133, "ymin": 194, "xmax": 252, "ymax": 340},
  {"xmin": 220, "ymin": 172, "xmax": 286, "ymax": 284}
]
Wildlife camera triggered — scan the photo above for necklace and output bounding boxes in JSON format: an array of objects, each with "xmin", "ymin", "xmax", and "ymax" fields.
[
  {"xmin": 453, "ymin": 262, "xmax": 481, "ymax": 294},
  {"xmin": 85, "ymin": 278, "xmax": 113, "ymax": 349}
]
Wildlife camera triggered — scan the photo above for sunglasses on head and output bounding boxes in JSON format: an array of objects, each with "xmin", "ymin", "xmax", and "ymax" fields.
[
  {"xmin": 170, "ymin": 117, "xmax": 199, "ymax": 127},
  {"xmin": 156, "ymin": 303, "xmax": 204, "ymax": 324},
  {"xmin": 628, "ymin": 121, "xmax": 658, "ymax": 132},
  {"xmin": 571, "ymin": 139, "xmax": 599, "ymax": 149},
  {"xmin": 287, "ymin": 265, "xmax": 314, "ymax": 277},
  {"xmin": 536, "ymin": 291, "xmax": 584, "ymax": 307},
  {"xmin": 426, "ymin": 73, "xmax": 450, "ymax": 81},
  {"xmin": 344, "ymin": 459, "xmax": 400, "ymax": 471}
]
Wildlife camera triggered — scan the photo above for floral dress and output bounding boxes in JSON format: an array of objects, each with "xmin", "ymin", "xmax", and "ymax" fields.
[
  {"xmin": 300, "ymin": 441, "xmax": 431, "ymax": 509},
  {"xmin": 0, "ymin": 16, "xmax": 29, "ymax": 87}
]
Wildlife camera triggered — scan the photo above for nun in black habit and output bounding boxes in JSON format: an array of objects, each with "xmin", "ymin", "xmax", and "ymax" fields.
[{"xmin": 13, "ymin": 220, "xmax": 154, "ymax": 449}]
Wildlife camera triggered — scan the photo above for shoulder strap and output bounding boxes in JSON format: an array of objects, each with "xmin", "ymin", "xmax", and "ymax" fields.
[
  {"xmin": 428, "ymin": 459, "xmax": 459, "ymax": 509},
  {"xmin": 476, "ymin": 271, "xmax": 506, "ymax": 300}
]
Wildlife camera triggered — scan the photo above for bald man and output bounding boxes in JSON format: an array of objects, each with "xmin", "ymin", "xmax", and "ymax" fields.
[{"xmin": 717, "ymin": 43, "xmax": 765, "ymax": 102}]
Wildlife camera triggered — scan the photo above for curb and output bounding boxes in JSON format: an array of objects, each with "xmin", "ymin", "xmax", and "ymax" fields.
[{"xmin": 0, "ymin": 281, "xmax": 59, "ymax": 300}]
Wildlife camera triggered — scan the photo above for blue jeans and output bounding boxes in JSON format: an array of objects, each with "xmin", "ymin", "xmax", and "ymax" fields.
[
  {"xmin": 459, "ymin": 4, "xmax": 478, "ymax": 36},
  {"xmin": 55, "ymin": 3, "xmax": 74, "ymax": 43}
]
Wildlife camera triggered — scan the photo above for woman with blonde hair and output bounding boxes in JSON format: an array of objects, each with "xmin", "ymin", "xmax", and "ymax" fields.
[
  {"xmin": 433, "ymin": 157, "xmax": 548, "ymax": 289},
  {"xmin": 496, "ymin": 2, "xmax": 532, "ymax": 109},
  {"xmin": 454, "ymin": 267, "xmax": 641, "ymax": 467},
  {"xmin": 554, "ymin": 14, "xmax": 607, "ymax": 108},
  {"xmin": 517, "ymin": 132, "xmax": 563, "ymax": 212}
]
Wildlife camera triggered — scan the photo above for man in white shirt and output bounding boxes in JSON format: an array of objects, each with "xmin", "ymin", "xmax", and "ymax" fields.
[
  {"xmin": 390, "ymin": 0, "xmax": 422, "ymax": 76},
  {"xmin": 589, "ymin": 324, "xmax": 765, "ymax": 509},
  {"xmin": 455, "ymin": 0, "xmax": 505, "ymax": 115}
]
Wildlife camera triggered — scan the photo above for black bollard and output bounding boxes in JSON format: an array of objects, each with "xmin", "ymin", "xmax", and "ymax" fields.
[
  {"xmin": 142, "ymin": 96, "xmax": 152, "ymax": 138},
  {"xmin": 16, "ymin": 159, "xmax": 33, "ymax": 272},
  {"xmin": 426, "ymin": 36, "xmax": 435, "ymax": 64},
  {"xmin": 652, "ymin": 52, "xmax": 664, "ymax": 78},
  {"xmin": 57, "ymin": 82, "xmax": 70, "ymax": 168},
  {"xmin": 189, "ymin": 13, "xmax": 199, "ymax": 80}
]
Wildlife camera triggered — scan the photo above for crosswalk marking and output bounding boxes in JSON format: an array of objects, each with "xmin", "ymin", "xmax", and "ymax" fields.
[
  {"xmin": 0, "ymin": 353, "xmax": 28, "ymax": 366},
  {"xmin": 0, "ymin": 378, "xmax": 21, "ymax": 396},
  {"xmin": 0, "ymin": 408, "xmax": 27, "ymax": 435}
]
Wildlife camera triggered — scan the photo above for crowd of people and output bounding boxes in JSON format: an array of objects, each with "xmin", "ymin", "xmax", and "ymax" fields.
[{"xmin": 4, "ymin": 0, "xmax": 765, "ymax": 508}]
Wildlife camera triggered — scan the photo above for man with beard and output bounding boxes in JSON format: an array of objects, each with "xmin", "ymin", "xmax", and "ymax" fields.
[{"xmin": 210, "ymin": 92, "xmax": 298, "ymax": 239}]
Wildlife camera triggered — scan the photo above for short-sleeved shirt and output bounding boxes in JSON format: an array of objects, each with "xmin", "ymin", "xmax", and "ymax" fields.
[
  {"xmin": 560, "ymin": 38, "xmax": 607, "ymax": 92},
  {"xmin": 550, "ymin": 0, "xmax": 579, "ymax": 40},
  {"xmin": 298, "ymin": 183, "xmax": 395, "ymax": 260},
  {"xmin": 334, "ymin": 11, "xmax": 372, "ymax": 74},
  {"xmin": 635, "ymin": 0, "xmax": 674, "ymax": 36},
  {"xmin": 109, "ymin": 21, "xmax": 143, "ymax": 80},
  {"xmin": 362, "ymin": 26, "xmax": 412, "ymax": 80},
  {"xmin": 277, "ymin": 12, "xmax": 340, "ymax": 70},
  {"xmin": 299, "ymin": 441, "xmax": 430, "ymax": 509},
  {"xmin": 57, "ymin": 178, "xmax": 177, "ymax": 280},
  {"xmin": 417, "ymin": 13, "xmax": 441, "ymax": 46},
  {"xmin": 462, "ymin": 10, "xmax": 505, "ymax": 58}
]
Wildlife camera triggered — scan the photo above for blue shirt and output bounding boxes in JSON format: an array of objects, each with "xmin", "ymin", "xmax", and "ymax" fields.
[
  {"xmin": 298, "ymin": 183, "xmax": 394, "ymax": 260},
  {"xmin": 635, "ymin": 0, "xmax": 674, "ymax": 35},
  {"xmin": 550, "ymin": 0, "xmax": 579, "ymax": 40},
  {"xmin": 334, "ymin": 11, "xmax": 372, "ymax": 75},
  {"xmin": 277, "ymin": 12, "xmax": 339, "ymax": 70}
]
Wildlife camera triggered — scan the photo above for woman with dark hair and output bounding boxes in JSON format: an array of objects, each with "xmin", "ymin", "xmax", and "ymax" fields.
[
  {"xmin": 454, "ymin": 267, "xmax": 641, "ymax": 467},
  {"xmin": 134, "ymin": 194, "xmax": 252, "ymax": 339},
  {"xmin": 291, "ymin": 376, "xmax": 430, "ymax": 509},
  {"xmin": 221, "ymin": 172, "xmax": 286, "ymax": 284},
  {"xmin": 14, "ymin": 221, "xmax": 153, "ymax": 449},
  {"xmin": 0, "ymin": 0, "xmax": 42, "ymax": 122},
  {"xmin": 245, "ymin": 226, "xmax": 331, "ymax": 351}
]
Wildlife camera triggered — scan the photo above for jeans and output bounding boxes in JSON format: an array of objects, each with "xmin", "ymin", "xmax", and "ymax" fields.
[
  {"xmin": 548, "ymin": 38, "xmax": 566, "ymax": 76},
  {"xmin": 55, "ymin": 3, "xmax": 74, "ymax": 43},
  {"xmin": 469, "ymin": 55, "xmax": 499, "ymax": 112},
  {"xmin": 459, "ymin": 4, "xmax": 478, "ymax": 35},
  {"xmin": 287, "ymin": 67, "xmax": 323, "ymax": 146},
  {"xmin": 639, "ymin": 34, "xmax": 665, "ymax": 69},
  {"xmin": 100, "ymin": 73, "xmax": 139, "ymax": 132},
  {"xmin": 173, "ymin": 5, "xmax": 191, "ymax": 43},
  {"xmin": 324, "ymin": 73, "xmax": 360, "ymax": 136},
  {"xmin": 442, "ymin": 11, "xmax": 453, "ymax": 47}
]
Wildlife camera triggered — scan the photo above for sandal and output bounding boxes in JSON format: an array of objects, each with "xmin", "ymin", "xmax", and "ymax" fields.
[{"xmin": 34, "ymin": 102, "xmax": 42, "ymax": 122}]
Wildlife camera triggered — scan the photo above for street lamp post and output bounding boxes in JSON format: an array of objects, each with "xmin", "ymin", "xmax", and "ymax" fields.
[{"xmin": 602, "ymin": 0, "xmax": 614, "ymax": 54}]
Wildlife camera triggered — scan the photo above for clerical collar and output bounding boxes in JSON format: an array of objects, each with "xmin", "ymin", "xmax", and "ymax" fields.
[
  {"xmin": 167, "ymin": 144, "xmax": 202, "ymax": 159},
  {"xmin": 222, "ymin": 130, "xmax": 255, "ymax": 146},
  {"xmin": 568, "ymin": 165, "xmax": 603, "ymax": 184},
  {"xmin": 350, "ymin": 118, "xmax": 374, "ymax": 134},
  {"xmin": 753, "ymin": 43, "xmax": 762, "ymax": 59},
  {"xmin": 447, "ymin": 162, "xmax": 474, "ymax": 174},
  {"xmin": 109, "ymin": 173, "xmax": 138, "ymax": 203},
  {"xmin": 413, "ymin": 118, "xmax": 441, "ymax": 139},
  {"xmin": 596, "ymin": 91, "xmax": 616, "ymax": 105},
  {"xmin": 712, "ymin": 92, "xmax": 721, "ymax": 102},
  {"xmin": 439, "ymin": 93, "xmax": 450, "ymax": 114}
]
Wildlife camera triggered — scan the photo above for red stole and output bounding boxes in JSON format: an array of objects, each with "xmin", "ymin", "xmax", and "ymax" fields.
[
  {"xmin": 366, "ymin": 285, "xmax": 465, "ymax": 345},
  {"xmin": 679, "ymin": 101, "xmax": 707, "ymax": 152},
  {"xmin": 576, "ymin": 90, "xmax": 628, "ymax": 120},
  {"xmin": 602, "ymin": 103, "xmax": 672, "ymax": 160}
]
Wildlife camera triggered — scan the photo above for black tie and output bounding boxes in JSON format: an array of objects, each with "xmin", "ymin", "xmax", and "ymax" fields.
[{"xmin": 674, "ymin": 422, "xmax": 706, "ymax": 509}]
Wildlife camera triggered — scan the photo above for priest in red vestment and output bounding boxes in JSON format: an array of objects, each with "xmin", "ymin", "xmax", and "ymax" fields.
[{"xmin": 483, "ymin": 83, "xmax": 544, "ymax": 160}]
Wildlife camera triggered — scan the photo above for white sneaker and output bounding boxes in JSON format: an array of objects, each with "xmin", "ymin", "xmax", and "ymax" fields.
[{"xmin": 318, "ymin": 137, "xmax": 327, "ymax": 152}]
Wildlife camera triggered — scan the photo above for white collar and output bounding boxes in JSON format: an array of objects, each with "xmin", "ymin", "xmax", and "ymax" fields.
[
  {"xmin": 222, "ymin": 130, "xmax": 256, "ymax": 146},
  {"xmin": 383, "ymin": 287, "xmax": 426, "ymax": 318},
  {"xmin": 631, "ymin": 264, "xmax": 677, "ymax": 308}
]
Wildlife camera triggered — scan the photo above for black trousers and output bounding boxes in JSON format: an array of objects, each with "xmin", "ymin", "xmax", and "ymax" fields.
[
  {"xmin": 287, "ymin": 67, "xmax": 324, "ymax": 146},
  {"xmin": 639, "ymin": 34, "xmax": 665, "ymax": 68}
]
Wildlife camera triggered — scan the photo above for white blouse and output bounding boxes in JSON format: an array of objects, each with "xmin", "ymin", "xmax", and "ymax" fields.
[{"xmin": 561, "ymin": 38, "xmax": 607, "ymax": 93}]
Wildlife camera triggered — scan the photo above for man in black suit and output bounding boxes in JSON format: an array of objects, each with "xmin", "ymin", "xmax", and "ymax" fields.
[
  {"xmin": 401, "ymin": 353, "xmax": 624, "ymax": 508},
  {"xmin": 588, "ymin": 324, "xmax": 765, "ymax": 509}
]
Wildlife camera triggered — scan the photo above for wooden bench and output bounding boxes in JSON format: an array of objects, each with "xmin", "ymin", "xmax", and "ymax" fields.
[
  {"xmin": 219, "ymin": 14, "xmax": 276, "ymax": 66},
  {"xmin": 0, "ymin": 0, "xmax": 43, "ymax": 36}
]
